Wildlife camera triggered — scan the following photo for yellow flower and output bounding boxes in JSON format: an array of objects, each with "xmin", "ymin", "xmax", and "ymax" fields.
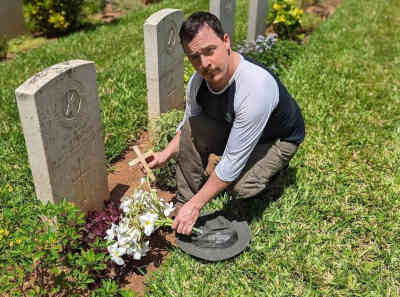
[
  {"xmin": 0, "ymin": 229, "xmax": 9, "ymax": 236},
  {"xmin": 9, "ymin": 241, "xmax": 14, "ymax": 247},
  {"xmin": 274, "ymin": 15, "xmax": 286, "ymax": 24},
  {"xmin": 273, "ymin": 3, "xmax": 282, "ymax": 10},
  {"xmin": 293, "ymin": 8, "xmax": 304, "ymax": 17},
  {"xmin": 16, "ymin": 239, "xmax": 22, "ymax": 244},
  {"xmin": 290, "ymin": 8, "xmax": 303, "ymax": 19}
]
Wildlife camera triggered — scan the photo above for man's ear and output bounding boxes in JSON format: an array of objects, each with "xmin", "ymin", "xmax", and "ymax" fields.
[{"xmin": 223, "ymin": 33, "xmax": 231, "ymax": 50}]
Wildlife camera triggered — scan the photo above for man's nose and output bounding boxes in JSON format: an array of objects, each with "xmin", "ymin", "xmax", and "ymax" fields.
[{"xmin": 199, "ymin": 55, "xmax": 210, "ymax": 69}]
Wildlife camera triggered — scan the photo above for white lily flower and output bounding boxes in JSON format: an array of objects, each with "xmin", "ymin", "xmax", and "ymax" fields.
[
  {"xmin": 139, "ymin": 212, "xmax": 158, "ymax": 236},
  {"xmin": 117, "ymin": 232, "xmax": 132, "ymax": 246},
  {"xmin": 120, "ymin": 198, "xmax": 132, "ymax": 213},
  {"xmin": 108, "ymin": 242, "xmax": 126, "ymax": 266},
  {"xmin": 118, "ymin": 218, "xmax": 130, "ymax": 235},
  {"xmin": 126, "ymin": 245, "xmax": 136, "ymax": 256},
  {"xmin": 163, "ymin": 202, "xmax": 175, "ymax": 217},
  {"xmin": 104, "ymin": 223, "xmax": 117, "ymax": 242},
  {"xmin": 133, "ymin": 241, "xmax": 150, "ymax": 260}
]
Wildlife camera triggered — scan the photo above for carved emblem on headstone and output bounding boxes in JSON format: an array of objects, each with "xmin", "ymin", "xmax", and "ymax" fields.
[
  {"xmin": 59, "ymin": 80, "xmax": 86, "ymax": 128},
  {"xmin": 64, "ymin": 90, "xmax": 81, "ymax": 120},
  {"xmin": 166, "ymin": 21, "xmax": 178, "ymax": 54}
]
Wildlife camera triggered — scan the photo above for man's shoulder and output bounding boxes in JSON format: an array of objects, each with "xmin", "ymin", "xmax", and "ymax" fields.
[{"xmin": 235, "ymin": 57, "xmax": 278, "ymax": 95}]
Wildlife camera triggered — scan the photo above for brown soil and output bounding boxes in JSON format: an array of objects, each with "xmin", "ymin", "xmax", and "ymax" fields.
[
  {"xmin": 304, "ymin": 0, "xmax": 342, "ymax": 19},
  {"xmin": 91, "ymin": 4, "xmax": 125, "ymax": 24}
]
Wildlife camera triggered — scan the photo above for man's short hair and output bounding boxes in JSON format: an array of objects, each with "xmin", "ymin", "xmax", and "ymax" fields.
[{"xmin": 179, "ymin": 11, "xmax": 225, "ymax": 46}]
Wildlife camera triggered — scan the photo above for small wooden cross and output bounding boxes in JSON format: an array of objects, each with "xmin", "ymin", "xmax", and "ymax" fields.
[{"xmin": 128, "ymin": 145, "xmax": 156, "ymax": 182}]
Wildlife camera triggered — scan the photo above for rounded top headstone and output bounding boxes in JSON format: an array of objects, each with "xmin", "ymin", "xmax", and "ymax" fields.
[{"xmin": 16, "ymin": 60, "xmax": 94, "ymax": 96}]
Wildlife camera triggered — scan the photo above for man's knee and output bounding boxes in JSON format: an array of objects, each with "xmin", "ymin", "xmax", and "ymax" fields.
[{"xmin": 228, "ymin": 140, "xmax": 299, "ymax": 200}]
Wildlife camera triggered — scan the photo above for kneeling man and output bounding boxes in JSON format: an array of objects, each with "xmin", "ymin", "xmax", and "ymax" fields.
[{"xmin": 148, "ymin": 12, "xmax": 305, "ymax": 235}]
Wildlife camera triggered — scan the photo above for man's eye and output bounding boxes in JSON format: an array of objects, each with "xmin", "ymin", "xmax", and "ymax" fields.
[{"xmin": 205, "ymin": 48, "xmax": 215, "ymax": 56}]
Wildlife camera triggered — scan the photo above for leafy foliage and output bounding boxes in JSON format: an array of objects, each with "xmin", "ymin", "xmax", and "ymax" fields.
[
  {"xmin": 83, "ymin": 0, "xmax": 107, "ymax": 15},
  {"xmin": 269, "ymin": 0, "xmax": 304, "ymax": 40},
  {"xmin": 151, "ymin": 109, "xmax": 185, "ymax": 191},
  {"xmin": 23, "ymin": 0, "xmax": 85, "ymax": 36},
  {"xmin": 184, "ymin": 56, "xmax": 195, "ymax": 86},
  {"xmin": 0, "ymin": 200, "xmax": 132, "ymax": 296},
  {"xmin": 82, "ymin": 199, "xmax": 122, "ymax": 247},
  {"xmin": 235, "ymin": 35, "xmax": 303, "ymax": 76}
]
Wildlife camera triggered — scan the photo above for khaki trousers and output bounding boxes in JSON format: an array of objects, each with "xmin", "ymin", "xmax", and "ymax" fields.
[{"xmin": 175, "ymin": 114, "xmax": 299, "ymax": 204}]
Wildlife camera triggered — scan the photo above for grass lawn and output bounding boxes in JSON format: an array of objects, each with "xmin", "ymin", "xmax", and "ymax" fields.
[{"xmin": 1, "ymin": 0, "xmax": 399, "ymax": 295}]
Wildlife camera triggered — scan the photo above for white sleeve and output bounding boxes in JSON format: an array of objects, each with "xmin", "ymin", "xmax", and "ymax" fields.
[{"xmin": 215, "ymin": 74, "xmax": 279, "ymax": 182}]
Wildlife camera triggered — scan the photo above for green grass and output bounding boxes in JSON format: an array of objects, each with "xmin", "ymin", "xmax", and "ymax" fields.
[
  {"xmin": 1, "ymin": 0, "xmax": 400, "ymax": 295},
  {"xmin": 143, "ymin": 0, "xmax": 400, "ymax": 296}
]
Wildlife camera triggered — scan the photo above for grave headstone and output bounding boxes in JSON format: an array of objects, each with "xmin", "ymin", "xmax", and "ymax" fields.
[
  {"xmin": 0, "ymin": 0, "xmax": 25, "ymax": 39},
  {"xmin": 143, "ymin": 8, "xmax": 185, "ymax": 119},
  {"xmin": 210, "ymin": 0, "xmax": 236, "ymax": 43},
  {"xmin": 15, "ymin": 60, "xmax": 108, "ymax": 211},
  {"xmin": 247, "ymin": 0, "xmax": 269, "ymax": 43}
]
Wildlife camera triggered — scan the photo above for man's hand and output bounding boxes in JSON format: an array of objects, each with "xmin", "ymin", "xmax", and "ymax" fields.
[
  {"xmin": 172, "ymin": 201, "xmax": 200, "ymax": 235},
  {"xmin": 146, "ymin": 151, "xmax": 169, "ymax": 169}
]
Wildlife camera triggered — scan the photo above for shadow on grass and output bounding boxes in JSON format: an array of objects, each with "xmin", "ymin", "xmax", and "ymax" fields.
[{"xmin": 222, "ymin": 166, "xmax": 298, "ymax": 223}]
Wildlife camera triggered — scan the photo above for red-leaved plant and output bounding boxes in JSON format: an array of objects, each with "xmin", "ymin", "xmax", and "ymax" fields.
[{"xmin": 81, "ymin": 199, "xmax": 122, "ymax": 247}]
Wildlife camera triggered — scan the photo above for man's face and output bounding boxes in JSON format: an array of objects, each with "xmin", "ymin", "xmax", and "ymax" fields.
[{"xmin": 183, "ymin": 24, "xmax": 231, "ymax": 90}]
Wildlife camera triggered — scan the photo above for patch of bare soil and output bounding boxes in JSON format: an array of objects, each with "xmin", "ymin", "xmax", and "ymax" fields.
[
  {"xmin": 91, "ymin": 4, "xmax": 126, "ymax": 24},
  {"xmin": 305, "ymin": 0, "xmax": 342, "ymax": 19}
]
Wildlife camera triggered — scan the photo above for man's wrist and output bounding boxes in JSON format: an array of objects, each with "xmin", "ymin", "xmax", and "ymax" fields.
[{"xmin": 188, "ymin": 196, "xmax": 205, "ymax": 211}]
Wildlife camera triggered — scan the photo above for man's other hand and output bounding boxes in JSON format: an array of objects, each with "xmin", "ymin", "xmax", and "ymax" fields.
[
  {"xmin": 172, "ymin": 201, "xmax": 200, "ymax": 235},
  {"xmin": 146, "ymin": 151, "xmax": 169, "ymax": 169}
]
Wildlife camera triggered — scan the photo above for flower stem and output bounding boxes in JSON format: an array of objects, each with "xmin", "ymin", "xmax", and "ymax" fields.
[{"xmin": 155, "ymin": 218, "xmax": 202, "ymax": 234}]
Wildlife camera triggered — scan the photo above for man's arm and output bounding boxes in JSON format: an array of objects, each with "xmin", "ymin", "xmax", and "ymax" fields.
[{"xmin": 172, "ymin": 171, "xmax": 230, "ymax": 235}]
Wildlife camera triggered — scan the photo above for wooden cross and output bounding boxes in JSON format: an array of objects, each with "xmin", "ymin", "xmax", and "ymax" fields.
[{"xmin": 128, "ymin": 145, "xmax": 156, "ymax": 182}]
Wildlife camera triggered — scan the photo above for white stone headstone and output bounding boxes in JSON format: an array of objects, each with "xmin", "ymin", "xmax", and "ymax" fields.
[
  {"xmin": 247, "ymin": 0, "xmax": 269, "ymax": 43},
  {"xmin": 15, "ymin": 60, "xmax": 108, "ymax": 211},
  {"xmin": 210, "ymin": 0, "xmax": 236, "ymax": 43},
  {"xmin": 0, "ymin": 0, "xmax": 25, "ymax": 39},
  {"xmin": 144, "ymin": 9, "xmax": 185, "ymax": 119}
]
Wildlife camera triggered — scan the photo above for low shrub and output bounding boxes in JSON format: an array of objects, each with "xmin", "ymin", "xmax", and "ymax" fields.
[
  {"xmin": 83, "ymin": 0, "xmax": 106, "ymax": 15},
  {"xmin": 235, "ymin": 35, "xmax": 303, "ymax": 76},
  {"xmin": 23, "ymin": 0, "xmax": 85, "ymax": 36},
  {"xmin": 150, "ymin": 109, "xmax": 185, "ymax": 191},
  {"xmin": 0, "ymin": 36, "xmax": 8, "ymax": 60},
  {"xmin": 269, "ymin": 0, "xmax": 304, "ymax": 40},
  {"xmin": 0, "ymin": 199, "xmax": 132, "ymax": 297}
]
